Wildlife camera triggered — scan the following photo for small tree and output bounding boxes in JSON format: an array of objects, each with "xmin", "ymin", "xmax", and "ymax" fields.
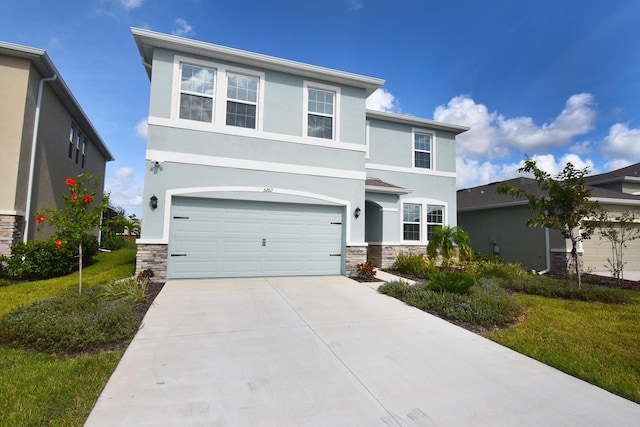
[
  {"xmin": 596, "ymin": 211, "xmax": 640, "ymax": 286},
  {"xmin": 427, "ymin": 225, "xmax": 473, "ymax": 267},
  {"xmin": 36, "ymin": 173, "xmax": 109, "ymax": 294},
  {"xmin": 497, "ymin": 159, "xmax": 599, "ymax": 288}
]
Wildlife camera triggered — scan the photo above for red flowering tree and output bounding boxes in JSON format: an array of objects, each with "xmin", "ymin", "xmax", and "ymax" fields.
[{"xmin": 36, "ymin": 173, "xmax": 109, "ymax": 294}]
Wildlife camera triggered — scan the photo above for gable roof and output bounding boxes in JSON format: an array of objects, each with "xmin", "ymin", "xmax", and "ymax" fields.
[
  {"xmin": 131, "ymin": 28, "xmax": 385, "ymax": 96},
  {"xmin": 0, "ymin": 41, "xmax": 114, "ymax": 162},
  {"xmin": 458, "ymin": 176, "xmax": 640, "ymax": 212},
  {"xmin": 584, "ymin": 162, "xmax": 640, "ymax": 186}
]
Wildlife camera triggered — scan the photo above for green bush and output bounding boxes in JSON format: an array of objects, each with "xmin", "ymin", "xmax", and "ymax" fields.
[
  {"xmin": 100, "ymin": 277, "xmax": 148, "ymax": 305},
  {"xmin": 1, "ymin": 235, "xmax": 98, "ymax": 280},
  {"xmin": 101, "ymin": 235, "xmax": 126, "ymax": 250},
  {"xmin": 0, "ymin": 287, "xmax": 137, "ymax": 354},
  {"xmin": 380, "ymin": 280, "xmax": 523, "ymax": 328},
  {"xmin": 393, "ymin": 253, "xmax": 434, "ymax": 277},
  {"xmin": 0, "ymin": 279, "xmax": 11, "ymax": 287},
  {"xmin": 428, "ymin": 270, "xmax": 475, "ymax": 294}
]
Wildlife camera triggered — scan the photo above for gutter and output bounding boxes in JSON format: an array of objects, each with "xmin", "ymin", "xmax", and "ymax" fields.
[
  {"xmin": 537, "ymin": 227, "xmax": 551, "ymax": 275},
  {"xmin": 23, "ymin": 74, "xmax": 58, "ymax": 243}
]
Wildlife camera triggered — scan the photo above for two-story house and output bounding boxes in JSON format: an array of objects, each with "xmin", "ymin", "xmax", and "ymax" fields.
[
  {"xmin": 0, "ymin": 41, "xmax": 114, "ymax": 256},
  {"xmin": 132, "ymin": 28, "xmax": 467, "ymax": 281}
]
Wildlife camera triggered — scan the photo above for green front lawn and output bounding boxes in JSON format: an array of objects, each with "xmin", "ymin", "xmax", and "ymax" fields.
[
  {"xmin": 0, "ymin": 247, "xmax": 135, "ymax": 425},
  {"xmin": 488, "ymin": 291, "xmax": 640, "ymax": 404}
]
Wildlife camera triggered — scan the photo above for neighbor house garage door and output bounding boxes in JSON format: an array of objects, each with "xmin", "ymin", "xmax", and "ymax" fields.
[
  {"xmin": 582, "ymin": 227, "xmax": 640, "ymax": 272},
  {"xmin": 167, "ymin": 197, "xmax": 344, "ymax": 279}
]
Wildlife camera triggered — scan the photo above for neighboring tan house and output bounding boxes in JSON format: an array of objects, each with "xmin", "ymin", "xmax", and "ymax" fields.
[
  {"xmin": 0, "ymin": 41, "xmax": 114, "ymax": 256},
  {"xmin": 131, "ymin": 28, "xmax": 468, "ymax": 281},
  {"xmin": 457, "ymin": 163, "xmax": 640, "ymax": 274}
]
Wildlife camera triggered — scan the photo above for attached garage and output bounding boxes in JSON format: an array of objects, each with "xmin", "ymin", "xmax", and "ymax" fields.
[
  {"xmin": 582, "ymin": 227, "xmax": 640, "ymax": 273},
  {"xmin": 167, "ymin": 197, "xmax": 344, "ymax": 279}
]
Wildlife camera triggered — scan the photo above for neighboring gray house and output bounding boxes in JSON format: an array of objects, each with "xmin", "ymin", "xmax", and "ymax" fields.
[
  {"xmin": 132, "ymin": 28, "xmax": 467, "ymax": 281},
  {"xmin": 458, "ymin": 163, "xmax": 640, "ymax": 274},
  {"xmin": 0, "ymin": 41, "xmax": 114, "ymax": 256}
]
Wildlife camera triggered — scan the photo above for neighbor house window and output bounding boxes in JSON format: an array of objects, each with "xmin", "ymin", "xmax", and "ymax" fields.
[
  {"xmin": 427, "ymin": 204, "xmax": 444, "ymax": 240},
  {"xmin": 226, "ymin": 72, "xmax": 258, "ymax": 129},
  {"xmin": 403, "ymin": 204, "xmax": 421, "ymax": 241},
  {"xmin": 414, "ymin": 132, "xmax": 432, "ymax": 169},
  {"xmin": 68, "ymin": 125, "xmax": 75, "ymax": 159},
  {"xmin": 179, "ymin": 64, "xmax": 215, "ymax": 123},
  {"xmin": 75, "ymin": 132, "xmax": 82, "ymax": 164},
  {"xmin": 307, "ymin": 88, "xmax": 334, "ymax": 139},
  {"xmin": 81, "ymin": 138, "xmax": 87, "ymax": 168}
]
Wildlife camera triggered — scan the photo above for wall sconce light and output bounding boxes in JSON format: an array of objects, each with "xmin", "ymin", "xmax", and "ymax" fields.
[
  {"xmin": 354, "ymin": 206, "xmax": 361, "ymax": 218},
  {"xmin": 150, "ymin": 194, "xmax": 158, "ymax": 210}
]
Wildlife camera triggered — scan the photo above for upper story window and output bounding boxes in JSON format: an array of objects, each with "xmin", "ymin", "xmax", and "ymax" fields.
[
  {"xmin": 75, "ymin": 132, "xmax": 82, "ymax": 164},
  {"xmin": 226, "ymin": 73, "xmax": 258, "ymax": 129},
  {"xmin": 304, "ymin": 82, "xmax": 339, "ymax": 140},
  {"xmin": 403, "ymin": 203, "xmax": 421, "ymax": 241},
  {"xmin": 179, "ymin": 64, "xmax": 215, "ymax": 123},
  {"xmin": 426, "ymin": 204, "xmax": 444, "ymax": 240},
  {"xmin": 81, "ymin": 138, "xmax": 87, "ymax": 169},
  {"xmin": 414, "ymin": 131, "xmax": 432, "ymax": 169},
  {"xmin": 68, "ymin": 125, "xmax": 75, "ymax": 159}
]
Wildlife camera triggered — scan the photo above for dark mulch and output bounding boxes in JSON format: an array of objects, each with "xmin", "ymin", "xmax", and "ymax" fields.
[{"xmin": 349, "ymin": 275, "xmax": 384, "ymax": 283}]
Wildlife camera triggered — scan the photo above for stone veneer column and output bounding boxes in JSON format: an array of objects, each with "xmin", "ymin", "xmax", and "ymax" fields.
[
  {"xmin": 367, "ymin": 244, "xmax": 428, "ymax": 269},
  {"xmin": 136, "ymin": 244, "xmax": 168, "ymax": 283},
  {"xmin": 550, "ymin": 249, "xmax": 583, "ymax": 276},
  {"xmin": 345, "ymin": 245, "xmax": 367, "ymax": 277},
  {"xmin": 0, "ymin": 214, "xmax": 23, "ymax": 257}
]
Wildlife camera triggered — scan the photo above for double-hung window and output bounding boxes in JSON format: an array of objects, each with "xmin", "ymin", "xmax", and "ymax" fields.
[
  {"xmin": 414, "ymin": 132, "xmax": 432, "ymax": 169},
  {"xmin": 68, "ymin": 125, "xmax": 75, "ymax": 159},
  {"xmin": 75, "ymin": 132, "xmax": 82, "ymax": 164},
  {"xmin": 179, "ymin": 64, "xmax": 215, "ymax": 123},
  {"xmin": 226, "ymin": 72, "xmax": 258, "ymax": 129},
  {"xmin": 307, "ymin": 88, "xmax": 335, "ymax": 139},
  {"xmin": 427, "ymin": 204, "xmax": 444, "ymax": 240},
  {"xmin": 403, "ymin": 204, "xmax": 421, "ymax": 241}
]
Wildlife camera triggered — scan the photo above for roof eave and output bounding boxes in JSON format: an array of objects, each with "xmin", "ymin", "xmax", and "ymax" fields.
[
  {"xmin": 366, "ymin": 109, "xmax": 469, "ymax": 135},
  {"xmin": 131, "ymin": 27, "xmax": 385, "ymax": 96},
  {"xmin": 365, "ymin": 185, "xmax": 412, "ymax": 195}
]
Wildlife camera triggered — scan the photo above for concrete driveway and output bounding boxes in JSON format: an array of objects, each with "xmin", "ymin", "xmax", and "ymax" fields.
[{"xmin": 85, "ymin": 276, "xmax": 640, "ymax": 426}]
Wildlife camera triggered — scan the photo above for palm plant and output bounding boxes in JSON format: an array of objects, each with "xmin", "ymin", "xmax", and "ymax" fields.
[{"xmin": 427, "ymin": 225, "xmax": 473, "ymax": 266}]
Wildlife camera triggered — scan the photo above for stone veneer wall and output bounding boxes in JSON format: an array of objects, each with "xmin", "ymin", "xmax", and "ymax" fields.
[
  {"xmin": 136, "ymin": 243, "xmax": 168, "ymax": 283},
  {"xmin": 550, "ymin": 250, "xmax": 583, "ymax": 276},
  {"xmin": 367, "ymin": 244, "xmax": 428, "ymax": 269},
  {"xmin": 345, "ymin": 245, "xmax": 367, "ymax": 277},
  {"xmin": 0, "ymin": 214, "xmax": 23, "ymax": 257}
]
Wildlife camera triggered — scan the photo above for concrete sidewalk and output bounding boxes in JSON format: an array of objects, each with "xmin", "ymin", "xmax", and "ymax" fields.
[{"xmin": 85, "ymin": 276, "xmax": 640, "ymax": 426}]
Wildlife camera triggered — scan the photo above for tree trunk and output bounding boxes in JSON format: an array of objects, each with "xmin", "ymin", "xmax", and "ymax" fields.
[
  {"xmin": 572, "ymin": 245, "xmax": 581, "ymax": 289},
  {"xmin": 78, "ymin": 241, "xmax": 83, "ymax": 295}
]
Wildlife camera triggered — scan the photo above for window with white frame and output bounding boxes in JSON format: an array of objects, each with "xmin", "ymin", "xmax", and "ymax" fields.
[
  {"xmin": 179, "ymin": 63, "xmax": 215, "ymax": 123},
  {"xmin": 68, "ymin": 125, "xmax": 75, "ymax": 159},
  {"xmin": 414, "ymin": 132, "xmax": 432, "ymax": 169},
  {"xmin": 427, "ymin": 204, "xmax": 444, "ymax": 240},
  {"xmin": 226, "ymin": 72, "xmax": 258, "ymax": 129},
  {"xmin": 307, "ymin": 87, "xmax": 335, "ymax": 139},
  {"xmin": 81, "ymin": 138, "xmax": 87, "ymax": 169},
  {"xmin": 75, "ymin": 132, "xmax": 81, "ymax": 164},
  {"xmin": 403, "ymin": 203, "xmax": 421, "ymax": 241}
]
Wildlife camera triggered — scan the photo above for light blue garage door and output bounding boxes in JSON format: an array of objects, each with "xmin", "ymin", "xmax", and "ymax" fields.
[{"xmin": 168, "ymin": 197, "xmax": 344, "ymax": 279}]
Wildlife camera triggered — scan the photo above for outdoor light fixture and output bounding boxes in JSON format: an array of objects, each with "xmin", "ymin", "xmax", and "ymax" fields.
[
  {"xmin": 150, "ymin": 194, "xmax": 158, "ymax": 210},
  {"xmin": 354, "ymin": 206, "xmax": 361, "ymax": 218}
]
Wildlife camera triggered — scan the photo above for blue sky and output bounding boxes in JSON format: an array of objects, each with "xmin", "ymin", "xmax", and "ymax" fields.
[{"xmin": 2, "ymin": 0, "xmax": 640, "ymax": 217}]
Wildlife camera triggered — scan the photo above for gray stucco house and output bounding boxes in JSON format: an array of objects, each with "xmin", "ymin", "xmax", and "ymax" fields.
[
  {"xmin": 132, "ymin": 28, "xmax": 468, "ymax": 281},
  {"xmin": 0, "ymin": 41, "xmax": 114, "ymax": 256},
  {"xmin": 458, "ymin": 163, "xmax": 640, "ymax": 274}
]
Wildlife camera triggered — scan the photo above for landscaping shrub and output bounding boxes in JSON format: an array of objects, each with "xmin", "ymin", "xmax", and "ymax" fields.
[
  {"xmin": 101, "ymin": 235, "xmax": 126, "ymax": 250},
  {"xmin": 1, "ymin": 234, "xmax": 99, "ymax": 280},
  {"xmin": 0, "ymin": 279, "xmax": 11, "ymax": 287},
  {"xmin": 0, "ymin": 286, "xmax": 137, "ymax": 354},
  {"xmin": 428, "ymin": 270, "xmax": 475, "ymax": 294},
  {"xmin": 393, "ymin": 253, "xmax": 434, "ymax": 277},
  {"xmin": 380, "ymin": 280, "xmax": 523, "ymax": 328},
  {"xmin": 356, "ymin": 261, "xmax": 376, "ymax": 278},
  {"xmin": 99, "ymin": 277, "xmax": 148, "ymax": 305}
]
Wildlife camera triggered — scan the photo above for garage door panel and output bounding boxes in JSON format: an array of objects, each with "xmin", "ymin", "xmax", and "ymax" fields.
[{"xmin": 168, "ymin": 197, "xmax": 344, "ymax": 279}]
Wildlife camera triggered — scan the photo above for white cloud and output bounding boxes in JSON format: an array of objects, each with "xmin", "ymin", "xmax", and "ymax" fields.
[
  {"xmin": 348, "ymin": 0, "xmax": 364, "ymax": 10},
  {"xmin": 569, "ymin": 140, "xmax": 592, "ymax": 155},
  {"xmin": 435, "ymin": 93, "xmax": 597, "ymax": 160},
  {"xmin": 603, "ymin": 123, "xmax": 640, "ymax": 158},
  {"xmin": 172, "ymin": 18, "xmax": 194, "ymax": 36},
  {"xmin": 135, "ymin": 118, "xmax": 148, "ymax": 139},
  {"xmin": 366, "ymin": 88, "xmax": 400, "ymax": 113},
  {"xmin": 106, "ymin": 167, "xmax": 143, "ymax": 217},
  {"xmin": 120, "ymin": 0, "xmax": 143, "ymax": 10}
]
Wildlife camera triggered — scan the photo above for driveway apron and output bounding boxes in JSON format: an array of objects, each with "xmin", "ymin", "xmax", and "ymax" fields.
[{"xmin": 85, "ymin": 276, "xmax": 640, "ymax": 426}]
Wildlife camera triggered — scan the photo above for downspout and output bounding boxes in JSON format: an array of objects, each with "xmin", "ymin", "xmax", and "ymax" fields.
[
  {"xmin": 23, "ymin": 74, "xmax": 58, "ymax": 243},
  {"xmin": 537, "ymin": 227, "xmax": 551, "ymax": 275}
]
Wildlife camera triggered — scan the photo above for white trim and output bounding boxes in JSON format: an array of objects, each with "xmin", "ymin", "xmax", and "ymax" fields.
[
  {"xmin": 381, "ymin": 207, "xmax": 398, "ymax": 212},
  {"xmin": 412, "ymin": 129, "xmax": 435, "ymax": 171},
  {"xmin": 0, "ymin": 210, "xmax": 26, "ymax": 216},
  {"xmin": 303, "ymin": 81, "xmax": 341, "ymax": 141},
  {"xmin": 160, "ymin": 186, "xmax": 354, "ymax": 244},
  {"xmin": 347, "ymin": 243, "xmax": 369, "ymax": 247},
  {"xmin": 590, "ymin": 197, "xmax": 640, "ymax": 206},
  {"xmin": 146, "ymin": 149, "xmax": 366, "ymax": 180},
  {"xmin": 400, "ymin": 197, "xmax": 448, "ymax": 244},
  {"xmin": 136, "ymin": 238, "xmax": 169, "ymax": 245},
  {"xmin": 367, "ymin": 241, "xmax": 428, "ymax": 246},
  {"xmin": 365, "ymin": 119, "xmax": 370, "ymax": 159},
  {"xmin": 366, "ymin": 163, "xmax": 456, "ymax": 178},
  {"xmin": 147, "ymin": 116, "xmax": 367, "ymax": 152}
]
